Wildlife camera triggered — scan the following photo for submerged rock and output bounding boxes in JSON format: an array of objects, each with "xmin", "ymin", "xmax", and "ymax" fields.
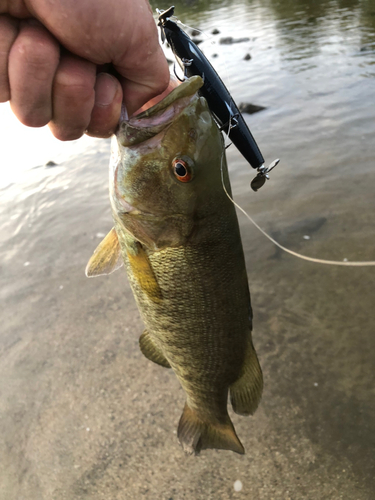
[
  {"xmin": 192, "ymin": 38, "xmax": 203, "ymax": 45},
  {"xmin": 244, "ymin": 53, "xmax": 252, "ymax": 60},
  {"xmin": 238, "ymin": 103, "xmax": 266, "ymax": 114},
  {"xmin": 211, "ymin": 28, "xmax": 220, "ymax": 35},
  {"xmin": 191, "ymin": 28, "xmax": 200, "ymax": 37},
  {"xmin": 219, "ymin": 36, "xmax": 250, "ymax": 45},
  {"xmin": 45, "ymin": 160, "xmax": 58, "ymax": 167}
]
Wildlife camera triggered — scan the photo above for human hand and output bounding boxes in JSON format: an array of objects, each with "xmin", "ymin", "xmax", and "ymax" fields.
[{"xmin": 0, "ymin": 0, "xmax": 169, "ymax": 140}]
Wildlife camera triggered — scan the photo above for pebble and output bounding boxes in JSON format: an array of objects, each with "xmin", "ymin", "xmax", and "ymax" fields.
[
  {"xmin": 234, "ymin": 479, "xmax": 243, "ymax": 492},
  {"xmin": 219, "ymin": 36, "xmax": 250, "ymax": 45},
  {"xmin": 238, "ymin": 103, "xmax": 266, "ymax": 114}
]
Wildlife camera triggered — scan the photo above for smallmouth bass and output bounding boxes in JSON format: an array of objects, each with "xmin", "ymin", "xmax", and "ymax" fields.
[{"xmin": 86, "ymin": 76, "xmax": 263, "ymax": 454}]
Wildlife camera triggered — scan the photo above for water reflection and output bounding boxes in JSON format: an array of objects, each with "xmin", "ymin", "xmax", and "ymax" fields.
[{"xmin": 154, "ymin": 0, "xmax": 375, "ymax": 65}]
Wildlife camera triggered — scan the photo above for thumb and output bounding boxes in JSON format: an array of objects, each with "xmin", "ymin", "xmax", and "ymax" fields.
[{"xmin": 118, "ymin": 43, "xmax": 170, "ymax": 117}]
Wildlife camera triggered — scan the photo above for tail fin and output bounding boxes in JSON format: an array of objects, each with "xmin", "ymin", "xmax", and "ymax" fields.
[{"xmin": 177, "ymin": 403, "xmax": 245, "ymax": 455}]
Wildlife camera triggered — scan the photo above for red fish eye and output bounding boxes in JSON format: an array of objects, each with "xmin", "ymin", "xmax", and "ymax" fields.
[{"xmin": 172, "ymin": 159, "xmax": 192, "ymax": 182}]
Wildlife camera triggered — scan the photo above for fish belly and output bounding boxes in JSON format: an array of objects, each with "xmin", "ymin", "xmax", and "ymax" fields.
[{"xmin": 125, "ymin": 225, "xmax": 252, "ymax": 417}]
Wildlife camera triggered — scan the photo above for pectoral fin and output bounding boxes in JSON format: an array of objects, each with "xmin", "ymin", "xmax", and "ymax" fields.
[
  {"xmin": 126, "ymin": 242, "xmax": 163, "ymax": 302},
  {"xmin": 139, "ymin": 330, "xmax": 170, "ymax": 368},
  {"xmin": 85, "ymin": 227, "xmax": 123, "ymax": 277},
  {"xmin": 230, "ymin": 337, "xmax": 263, "ymax": 416}
]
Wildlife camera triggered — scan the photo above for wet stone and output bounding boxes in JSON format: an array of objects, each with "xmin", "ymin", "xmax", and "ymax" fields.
[
  {"xmin": 191, "ymin": 29, "xmax": 200, "ymax": 37},
  {"xmin": 219, "ymin": 36, "xmax": 250, "ymax": 45},
  {"xmin": 360, "ymin": 45, "xmax": 373, "ymax": 52},
  {"xmin": 238, "ymin": 103, "xmax": 266, "ymax": 114}
]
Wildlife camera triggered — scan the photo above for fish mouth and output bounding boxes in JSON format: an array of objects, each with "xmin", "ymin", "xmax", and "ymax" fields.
[{"xmin": 117, "ymin": 76, "xmax": 204, "ymax": 147}]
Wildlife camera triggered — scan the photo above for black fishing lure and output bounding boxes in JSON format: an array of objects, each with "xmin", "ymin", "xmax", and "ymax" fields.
[{"xmin": 157, "ymin": 6, "xmax": 279, "ymax": 191}]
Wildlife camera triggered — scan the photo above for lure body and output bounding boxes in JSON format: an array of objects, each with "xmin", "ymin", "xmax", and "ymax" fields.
[{"xmin": 158, "ymin": 6, "xmax": 265, "ymax": 171}]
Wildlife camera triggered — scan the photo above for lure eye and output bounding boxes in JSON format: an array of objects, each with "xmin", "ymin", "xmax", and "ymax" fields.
[{"xmin": 172, "ymin": 159, "xmax": 192, "ymax": 182}]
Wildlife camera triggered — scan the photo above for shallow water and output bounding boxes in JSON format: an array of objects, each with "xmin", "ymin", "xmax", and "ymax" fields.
[{"xmin": 1, "ymin": 0, "xmax": 375, "ymax": 498}]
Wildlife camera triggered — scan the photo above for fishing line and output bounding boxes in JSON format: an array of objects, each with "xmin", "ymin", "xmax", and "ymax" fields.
[
  {"xmin": 176, "ymin": 18, "xmax": 233, "ymax": 83},
  {"xmin": 219, "ymin": 148, "xmax": 375, "ymax": 267},
  {"xmin": 175, "ymin": 19, "xmax": 211, "ymax": 41}
]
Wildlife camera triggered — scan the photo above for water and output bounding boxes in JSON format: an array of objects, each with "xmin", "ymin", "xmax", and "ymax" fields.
[
  {"xmin": 157, "ymin": 0, "xmax": 375, "ymax": 262},
  {"xmin": 1, "ymin": 0, "xmax": 375, "ymax": 498}
]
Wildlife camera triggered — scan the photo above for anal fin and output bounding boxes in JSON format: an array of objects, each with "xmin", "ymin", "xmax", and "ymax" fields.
[
  {"xmin": 177, "ymin": 403, "xmax": 244, "ymax": 455},
  {"xmin": 230, "ymin": 337, "xmax": 263, "ymax": 416},
  {"xmin": 139, "ymin": 330, "xmax": 170, "ymax": 368}
]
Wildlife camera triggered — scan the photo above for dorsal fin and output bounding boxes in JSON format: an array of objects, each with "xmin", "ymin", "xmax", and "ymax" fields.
[{"xmin": 85, "ymin": 227, "xmax": 123, "ymax": 277}]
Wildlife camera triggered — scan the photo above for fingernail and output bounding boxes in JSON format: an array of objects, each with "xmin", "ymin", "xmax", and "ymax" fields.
[{"xmin": 95, "ymin": 73, "xmax": 117, "ymax": 107}]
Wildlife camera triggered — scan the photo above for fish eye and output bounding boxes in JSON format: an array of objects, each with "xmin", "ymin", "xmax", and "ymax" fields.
[{"xmin": 172, "ymin": 158, "xmax": 193, "ymax": 182}]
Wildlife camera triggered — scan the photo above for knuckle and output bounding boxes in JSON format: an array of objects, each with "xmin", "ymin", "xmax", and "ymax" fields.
[
  {"xmin": 15, "ymin": 38, "xmax": 58, "ymax": 81},
  {"xmin": 54, "ymin": 68, "xmax": 95, "ymax": 104}
]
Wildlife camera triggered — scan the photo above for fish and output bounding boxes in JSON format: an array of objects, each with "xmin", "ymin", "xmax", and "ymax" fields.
[{"xmin": 86, "ymin": 76, "xmax": 263, "ymax": 455}]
